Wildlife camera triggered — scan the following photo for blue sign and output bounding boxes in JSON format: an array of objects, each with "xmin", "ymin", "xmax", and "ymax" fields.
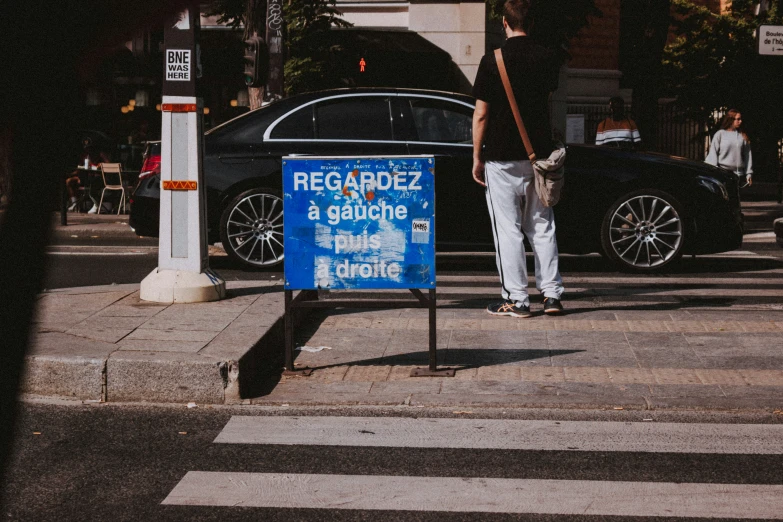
[{"xmin": 283, "ymin": 156, "xmax": 436, "ymax": 290}]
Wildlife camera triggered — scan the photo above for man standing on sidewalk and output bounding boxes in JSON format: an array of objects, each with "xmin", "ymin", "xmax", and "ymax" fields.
[{"xmin": 471, "ymin": 0, "xmax": 564, "ymax": 317}]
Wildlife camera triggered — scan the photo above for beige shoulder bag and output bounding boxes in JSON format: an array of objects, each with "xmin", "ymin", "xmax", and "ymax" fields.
[{"xmin": 494, "ymin": 48, "xmax": 566, "ymax": 207}]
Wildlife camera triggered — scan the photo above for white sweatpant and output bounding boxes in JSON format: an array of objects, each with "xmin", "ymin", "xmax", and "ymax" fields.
[{"xmin": 484, "ymin": 160, "xmax": 564, "ymax": 307}]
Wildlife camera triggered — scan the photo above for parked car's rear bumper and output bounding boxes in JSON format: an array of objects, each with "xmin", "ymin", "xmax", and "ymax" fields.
[{"xmin": 129, "ymin": 193, "xmax": 159, "ymax": 238}]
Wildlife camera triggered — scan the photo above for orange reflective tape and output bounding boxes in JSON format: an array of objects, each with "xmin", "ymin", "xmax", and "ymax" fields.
[
  {"xmin": 161, "ymin": 104, "xmax": 198, "ymax": 112},
  {"xmin": 162, "ymin": 180, "xmax": 197, "ymax": 190}
]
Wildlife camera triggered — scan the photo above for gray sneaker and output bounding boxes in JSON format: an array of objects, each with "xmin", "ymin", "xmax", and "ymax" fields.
[
  {"xmin": 487, "ymin": 300, "xmax": 532, "ymax": 318},
  {"xmin": 543, "ymin": 297, "xmax": 564, "ymax": 315}
]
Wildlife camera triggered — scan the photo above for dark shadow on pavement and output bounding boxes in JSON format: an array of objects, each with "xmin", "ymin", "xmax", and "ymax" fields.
[
  {"xmin": 224, "ymin": 285, "xmax": 282, "ymax": 298},
  {"xmin": 241, "ymin": 348, "xmax": 584, "ymax": 399}
]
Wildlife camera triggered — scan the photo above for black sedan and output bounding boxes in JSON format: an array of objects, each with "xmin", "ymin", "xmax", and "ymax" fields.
[{"xmin": 130, "ymin": 88, "xmax": 743, "ymax": 272}]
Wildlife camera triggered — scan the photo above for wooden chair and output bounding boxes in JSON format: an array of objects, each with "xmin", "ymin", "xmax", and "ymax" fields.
[{"xmin": 98, "ymin": 163, "xmax": 128, "ymax": 214}]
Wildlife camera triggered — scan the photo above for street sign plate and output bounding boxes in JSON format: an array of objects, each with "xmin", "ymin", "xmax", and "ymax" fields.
[
  {"xmin": 283, "ymin": 156, "xmax": 436, "ymax": 290},
  {"xmin": 758, "ymin": 25, "xmax": 783, "ymax": 55}
]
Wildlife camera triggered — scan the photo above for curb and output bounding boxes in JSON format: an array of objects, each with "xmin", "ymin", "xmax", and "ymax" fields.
[
  {"xmin": 23, "ymin": 283, "xmax": 301, "ymax": 405},
  {"xmin": 50, "ymin": 225, "xmax": 142, "ymax": 241}
]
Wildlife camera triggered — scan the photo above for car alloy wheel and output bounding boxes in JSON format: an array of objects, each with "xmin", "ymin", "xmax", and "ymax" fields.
[
  {"xmin": 220, "ymin": 188, "xmax": 284, "ymax": 268},
  {"xmin": 601, "ymin": 189, "xmax": 684, "ymax": 271}
]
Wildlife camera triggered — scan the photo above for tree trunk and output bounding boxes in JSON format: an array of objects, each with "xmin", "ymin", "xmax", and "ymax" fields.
[
  {"xmin": 248, "ymin": 86, "xmax": 264, "ymax": 110},
  {"xmin": 627, "ymin": 0, "xmax": 671, "ymax": 151}
]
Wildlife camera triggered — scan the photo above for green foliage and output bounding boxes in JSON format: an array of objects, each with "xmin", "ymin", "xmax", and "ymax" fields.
[
  {"xmin": 204, "ymin": 0, "xmax": 248, "ymax": 30},
  {"xmin": 663, "ymin": 0, "xmax": 783, "ymax": 125},
  {"xmin": 486, "ymin": 0, "xmax": 602, "ymax": 52},
  {"xmin": 663, "ymin": 0, "xmax": 783, "ymax": 174},
  {"xmin": 283, "ymin": 0, "xmax": 351, "ymax": 95},
  {"xmin": 206, "ymin": 0, "xmax": 351, "ymax": 95}
]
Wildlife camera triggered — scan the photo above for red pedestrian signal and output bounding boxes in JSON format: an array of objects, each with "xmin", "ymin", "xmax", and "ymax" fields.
[{"xmin": 359, "ymin": 57, "xmax": 366, "ymax": 73}]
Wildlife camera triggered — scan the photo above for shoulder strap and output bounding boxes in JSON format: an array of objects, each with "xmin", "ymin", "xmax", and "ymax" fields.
[{"xmin": 494, "ymin": 48, "xmax": 537, "ymax": 163}]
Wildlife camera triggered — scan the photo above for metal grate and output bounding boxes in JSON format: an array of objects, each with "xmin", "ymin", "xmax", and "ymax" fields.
[{"xmin": 565, "ymin": 102, "xmax": 709, "ymax": 160}]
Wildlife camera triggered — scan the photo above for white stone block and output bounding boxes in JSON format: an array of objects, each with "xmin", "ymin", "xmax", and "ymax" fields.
[
  {"xmin": 460, "ymin": 2, "xmax": 485, "ymax": 32},
  {"xmin": 418, "ymin": 32, "xmax": 461, "ymax": 61},
  {"xmin": 410, "ymin": 4, "xmax": 460, "ymax": 32},
  {"xmin": 340, "ymin": 8, "xmax": 408, "ymax": 28},
  {"xmin": 457, "ymin": 32, "xmax": 485, "ymax": 65},
  {"xmin": 140, "ymin": 268, "xmax": 226, "ymax": 304}
]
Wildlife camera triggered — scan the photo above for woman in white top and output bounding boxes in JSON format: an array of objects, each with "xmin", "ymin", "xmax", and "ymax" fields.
[{"xmin": 705, "ymin": 109, "xmax": 753, "ymax": 186}]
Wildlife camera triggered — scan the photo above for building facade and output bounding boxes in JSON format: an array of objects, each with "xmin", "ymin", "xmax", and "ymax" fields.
[{"xmin": 92, "ymin": 1, "xmax": 734, "ymax": 156}]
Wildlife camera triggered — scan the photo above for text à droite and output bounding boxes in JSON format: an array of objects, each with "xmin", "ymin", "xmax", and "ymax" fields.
[{"xmin": 316, "ymin": 260, "xmax": 401, "ymax": 280}]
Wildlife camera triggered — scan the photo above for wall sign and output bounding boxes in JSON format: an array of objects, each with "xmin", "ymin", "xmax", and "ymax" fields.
[
  {"xmin": 566, "ymin": 114, "xmax": 585, "ymax": 144},
  {"xmin": 166, "ymin": 49, "xmax": 192, "ymax": 81},
  {"xmin": 758, "ymin": 25, "xmax": 783, "ymax": 56},
  {"xmin": 283, "ymin": 156, "xmax": 436, "ymax": 290}
]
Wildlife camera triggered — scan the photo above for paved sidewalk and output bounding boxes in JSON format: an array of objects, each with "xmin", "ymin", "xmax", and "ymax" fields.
[
  {"xmin": 50, "ymin": 212, "xmax": 141, "ymax": 241},
  {"xmin": 24, "ymin": 265, "xmax": 783, "ymax": 411},
  {"xmin": 21, "ymin": 202, "xmax": 783, "ymax": 410},
  {"xmin": 25, "ymin": 282, "xmax": 286, "ymax": 404},
  {"xmin": 256, "ymin": 273, "xmax": 783, "ymax": 411}
]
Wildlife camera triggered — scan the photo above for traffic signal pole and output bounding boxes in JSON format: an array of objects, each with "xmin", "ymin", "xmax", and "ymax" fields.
[{"xmin": 140, "ymin": 3, "xmax": 225, "ymax": 303}]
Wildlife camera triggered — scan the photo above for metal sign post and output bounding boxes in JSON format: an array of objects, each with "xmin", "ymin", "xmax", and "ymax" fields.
[
  {"xmin": 140, "ymin": 4, "xmax": 225, "ymax": 303},
  {"xmin": 282, "ymin": 156, "xmax": 453, "ymax": 377}
]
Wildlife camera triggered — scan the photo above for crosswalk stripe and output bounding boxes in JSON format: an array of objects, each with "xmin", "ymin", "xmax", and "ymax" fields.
[
  {"xmin": 213, "ymin": 417, "xmax": 783, "ymax": 454},
  {"xmin": 162, "ymin": 471, "xmax": 783, "ymax": 518}
]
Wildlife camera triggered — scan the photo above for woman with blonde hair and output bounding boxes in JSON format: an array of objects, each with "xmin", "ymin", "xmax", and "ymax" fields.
[{"xmin": 706, "ymin": 109, "xmax": 753, "ymax": 186}]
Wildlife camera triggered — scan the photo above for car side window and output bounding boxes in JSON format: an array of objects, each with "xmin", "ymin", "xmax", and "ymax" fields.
[
  {"xmin": 269, "ymin": 106, "xmax": 314, "ymax": 139},
  {"xmin": 314, "ymin": 97, "xmax": 393, "ymax": 140},
  {"xmin": 406, "ymin": 98, "xmax": 473, "ymax": 144}
]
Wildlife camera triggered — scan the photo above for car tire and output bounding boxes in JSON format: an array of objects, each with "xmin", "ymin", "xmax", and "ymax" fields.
[
  {"xmin": 600, "ymin": 188, "xmax": 685, "ymax": 272},
  {"xmin": 219, "ymin": 188, "xmax": 284, "ymax": 269}
]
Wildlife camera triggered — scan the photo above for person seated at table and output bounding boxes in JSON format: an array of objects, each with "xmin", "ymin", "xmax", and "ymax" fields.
[
  {"xmin": 66, "ymin": 137, "xmax": 109, "ymax": 212},
  {"xmin": 130, "ymin": 119, "xmax": 152, "ymax": 144},
  {"xmin": 595, "ymin": 96, "xmax": 641, "ymax": 149}
]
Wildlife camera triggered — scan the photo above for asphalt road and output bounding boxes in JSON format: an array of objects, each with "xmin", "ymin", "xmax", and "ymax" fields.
[
  {"xmin": 2, "ymin": 402, "xmax": 782, "ymax": 521},
  {"xmin": 41, "ymin": 198, "xmax": 782, "ymax": 289}
]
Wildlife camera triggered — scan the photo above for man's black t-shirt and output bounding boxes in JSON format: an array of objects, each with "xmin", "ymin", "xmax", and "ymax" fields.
[{"xmin": 472, "ymin": 36, "xmax": 560, "ymax": 161}]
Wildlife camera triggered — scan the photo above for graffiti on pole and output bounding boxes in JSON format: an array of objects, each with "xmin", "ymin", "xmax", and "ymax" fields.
[{"xmin": 266, "ymin": 0, "xmax": 284, "ymax": 98}]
